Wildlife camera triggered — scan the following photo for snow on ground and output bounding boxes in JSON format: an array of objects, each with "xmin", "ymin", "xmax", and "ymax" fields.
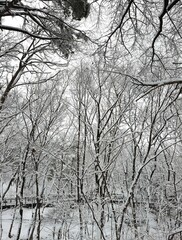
[
  {"xmin": 0, "ymin": 205, "xmax": 171, "ymax": 240},
  {"xmin": 1, "ymin": 206, "xmax": 91, "ymax": 240},
  {"xmin": 1, "ymin": 207, "xmax": 66, "ymax": 240}
]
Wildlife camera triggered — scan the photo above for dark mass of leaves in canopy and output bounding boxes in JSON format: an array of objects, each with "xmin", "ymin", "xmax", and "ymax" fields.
[{"xmin": 60, "ymin": 0, "xmax": 90, "ymax": 20}]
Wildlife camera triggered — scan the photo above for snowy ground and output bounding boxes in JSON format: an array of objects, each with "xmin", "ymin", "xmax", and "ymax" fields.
[
  {"xmin": 0, "ymin": 205, "xmax": 173, "ymax": 240},
  {"xmin": 1, "ymin": 208, "xmax": 56, "ymax": 240},
  {"xmin": 1, "ymin": 206, "xmax": 97, "ymax": 240}
]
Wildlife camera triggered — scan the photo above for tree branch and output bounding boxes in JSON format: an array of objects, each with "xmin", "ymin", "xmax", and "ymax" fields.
[
  {"xmin": 151, "ymin": 0, "xmax": 181, "ymax": 60},
  {"xmin": 0, "ymin": 25, "xmax": 61, "ymax": 40}
]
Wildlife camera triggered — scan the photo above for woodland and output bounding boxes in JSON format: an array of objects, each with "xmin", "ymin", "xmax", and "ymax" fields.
[{"xmin": 0, "ymin": 0, "xmax": 182, "ymax": 240}]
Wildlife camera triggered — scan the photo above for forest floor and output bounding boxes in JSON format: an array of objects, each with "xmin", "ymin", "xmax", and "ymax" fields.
[{"xmin": 0, "ymin": 205, "xmax": 171, "ymax": 240}]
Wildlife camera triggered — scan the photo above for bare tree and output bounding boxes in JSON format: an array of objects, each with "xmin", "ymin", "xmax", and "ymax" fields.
[
  {"xmin": 92, "ymin": 1, "xmax": 182, "ymax": 89},
  {"xmin": 68, "ymin": 58, "xmax": 182, "ymax": 239}
]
